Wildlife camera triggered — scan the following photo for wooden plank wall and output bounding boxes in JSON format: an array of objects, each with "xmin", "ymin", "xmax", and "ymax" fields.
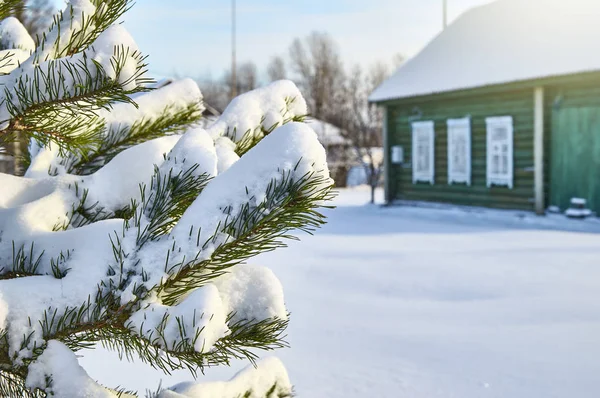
[
  {"xmin": 545, "ymin": 74, "xmax": 600, "ymax": 212},
  {"xmin": 387, "ymin": 88, "xmax": 536, "ymax": 210}
]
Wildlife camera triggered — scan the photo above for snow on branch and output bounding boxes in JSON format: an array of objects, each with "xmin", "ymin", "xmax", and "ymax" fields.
[
  {"xmin": 22, "ymin": 78, "xmax": 203, "ymax": 178},
  {"xmin": 1, "ymin": 25, "xmax": 150, "ymax": 152},
  {"xmin": 207, "ymin": 80, "xmax": 308, "ymax": 156},
  {"xmin": 0, "ymin": 87, "xmax": 333, "ymax": 393},
  {"xmin": 25, "ymin": 79, "xmax": 308, "ymax": 180},
  {"xmin": 0, "ymin": 0, "xmax": 150, "ymax": 158},
  {"xmin": 0, "ymin": 17, "xmax": 34, "ymax": 52},
  {"xmin": 68, "ymin": 78, "xmax": 205, "ymax": 175},
  {"xmin": 0, "ymin": 18, "xmax": 34, "ymax": 79},
  {"xmin": 34, "ymin": 0, "xmax": 132, "ymax": 61},
  {"xmin": 158, "ymin": 357, "xmax": 292, "ymax": 398},
  {"xmin": 0, "ymin": 1, "xmax": 333, "ymax": 395}
]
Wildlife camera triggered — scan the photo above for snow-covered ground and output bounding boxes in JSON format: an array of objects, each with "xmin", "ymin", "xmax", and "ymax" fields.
[{"xmin": 82, "ymin": 187, "xmax": 600, "ymax": 397}]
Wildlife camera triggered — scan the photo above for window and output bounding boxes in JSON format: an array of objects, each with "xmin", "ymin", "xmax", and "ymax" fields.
[
  {"xmin": 411, "ymin": 121, "xmax": 435, "ymax": 184},
  {"xmin": 486, "ymin": 116, "xmax": 514, "ymax": 188},
  {"xmin": 447, "ymin": 117, "xmax": 471, "ymax": 185}
]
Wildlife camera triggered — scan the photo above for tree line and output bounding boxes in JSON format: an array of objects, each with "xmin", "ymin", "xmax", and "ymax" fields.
[
  {"xmin": 5, "ymin": 2, "xmax": 403, "ymax": 203},
  {"xmin": 197, "ymin": 32, "xmax": 404, "ymax": 202}
]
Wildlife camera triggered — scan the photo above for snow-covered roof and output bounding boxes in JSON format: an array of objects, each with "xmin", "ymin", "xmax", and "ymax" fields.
[
  {"xmin": 370, "ymin": 0, "xmax": 600, "ymax": 102},
  {"xmin": 305, "ymin": 118, "xmax": 348, "ymax": 146}
]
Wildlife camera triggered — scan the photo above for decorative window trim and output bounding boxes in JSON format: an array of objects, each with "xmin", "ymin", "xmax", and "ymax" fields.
[
  {"xmin": 485, "ymin": 116, "xmax": 514, "ymax": 189},
  {"xmin": 447, "ymin": 117, "xmax": 471, "ymax": 186},
  {"xmin": 411, "ymin": 121, "xmax": 435, "ymax": 184}
]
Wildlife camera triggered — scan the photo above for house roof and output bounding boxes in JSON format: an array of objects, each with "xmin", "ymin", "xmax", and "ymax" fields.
[
  {"xmin": 305, "ymin": 118, "xmax": 349, "ymax": 146},
  {"xmin": 370, "ymin": 0, "xmax": 600, "ymax": 102}
]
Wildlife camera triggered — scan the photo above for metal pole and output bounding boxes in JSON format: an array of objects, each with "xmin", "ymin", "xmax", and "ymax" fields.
[
  {"xmin": 231, "ymin": 0, "xmax": 237, "ymax": 99},
  {"xmin": 443, "ymin": 0, "xmax": 447, "ymax": 29},
  {"xmin": 533, "ymin": 87, "xmax": 545, "ymax": 215}
]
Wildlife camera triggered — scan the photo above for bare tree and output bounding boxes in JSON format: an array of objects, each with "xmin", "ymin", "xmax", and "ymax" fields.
[
  {"xmin": 288, "ymin": 31, "xmax": 344, "ymax": 121},
  {"xmin": 222, "ymin": 61, "xmax": 258, "ymax": 99},
  {"xmin": 392, "ymin": 53, "xmax": 406, "ymax": 70},
  {"xmin": 237, "ymin": 61, "xmax": 258, "ymax": 93},
  {"xmin": 195, "ymin": 61, "xmax": 259, "ymax": 115},
  {"xmin": 195, "ymin": 75, "xmax": 229, "ymax": 113},
  {"xmin": 267, "ymin": 56, "xmax": 286, "ymax": 81},
  {"xmin": 331, "ymin": 61, "xmax": 398, "ymax": 203}
]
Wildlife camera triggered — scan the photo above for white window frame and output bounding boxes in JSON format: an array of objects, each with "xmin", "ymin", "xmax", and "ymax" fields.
[
  {"xmin": 485, "ymin": 116, "xmax": 514, "ymax": 189},
  {"xmin": 447, "ymin": 117, "xmax": 471, "ymax": 186},
  {"xmin": 411, "ymin": 121, "xmax": 435, "ymax": 184}
]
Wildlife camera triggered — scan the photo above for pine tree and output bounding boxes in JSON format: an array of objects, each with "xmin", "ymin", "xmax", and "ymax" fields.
[{"xmin": 0, "ymin": 1, "xmax": 334, "ymax": 396}]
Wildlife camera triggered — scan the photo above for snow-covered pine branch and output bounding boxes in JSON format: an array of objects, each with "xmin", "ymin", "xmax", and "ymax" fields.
[
  {"xmin": 0, "ymin": 0, "xmax": 149, "ymax": 156},
  {"xmin": 0, "ymin": 1, "xmax": 334, "ymax": 396}
]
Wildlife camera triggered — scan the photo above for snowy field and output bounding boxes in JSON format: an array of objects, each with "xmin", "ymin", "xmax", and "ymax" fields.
[{"xmin": 82, "ymin": 188, "xmax": 600, "ymax": 397}]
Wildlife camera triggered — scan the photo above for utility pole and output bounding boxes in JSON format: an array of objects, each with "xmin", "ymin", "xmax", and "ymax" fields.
[
  {"xmin": 231, "ymin": 0, "xmax": 237, "ymax": 99},
  {"xmin": 443, "ymin": 0, "xmax": 447, "ymax": 30}
]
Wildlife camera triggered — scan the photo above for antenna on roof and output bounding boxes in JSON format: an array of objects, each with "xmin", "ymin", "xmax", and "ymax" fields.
[{"xmin": 443, "ymin": 0, "xmax": 448, "ymax": 29}]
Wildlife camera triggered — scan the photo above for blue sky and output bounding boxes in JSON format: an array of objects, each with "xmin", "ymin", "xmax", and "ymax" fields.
[{"xmin": 66, "ymin": 0, "xmax": 494, "ymax": 80}]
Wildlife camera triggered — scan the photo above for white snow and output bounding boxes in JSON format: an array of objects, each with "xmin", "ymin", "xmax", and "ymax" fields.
[
  {"xmin": 212, "ymin": 264, "xmax": 287, "ymax": 323},
  {"xmin": 206, "ymin": 80, "xmax": 307, "ymax": 143},
  {"xmin": 164, "ymin": 121, "xmax": 330, "ymax": 270},
  {"xmin": 160, "ymin": 357, "xmax": 291, "ymax": 398},
  {"xmin": 0, "ymin": 3, "xmax": 325, "ymax": 394},
  {"xmin": 159, "ymin": 127, "xmax": 216, "ymax": 179},
  {"xmin": 127, "ymin": 285, "xmax": 229, "ymax": 353},
  {"xmin": 570, "ymin": 197, "xmax": 587, "ymax": 206},
  {"xmin": 107, "ymin": 120, "xmax": 329, "ymax": 308},
  {"xmin": 0, "ymin": 49, "xmax": 30, "ymax": 74},
  {"xmin": 0, "ymin": 17, "xmax": 34, "ymax": 52},
  {"xmin": 0, "ymin": 80, "xmax": 326, "ymax": 392},
  {"xmin": 100, "ymin": 77, "xmax": 203, "ymax": 131},
  {"xmin": 82, "ymin": 135, "xmax": 182, "ymax": 210},
  {"xmin": 0, "ymin": 18, "xmax": 34, "ymax": 74},
  {"xmin": 26, "ymin": 340, "xmax": 114, "ymax": 397},
  {"xmin": 82, "ymin": 188, "xmax": 600, "ymax": 397},
  {"xmin": 0, "ymin": 118, "xmax": 323, "ymax": 363},
  {"xmin": 26, "ymin": 78, "xmax": 204, "ymax": 177},
  {"xmin": 0, "ymin": 15, "xmax": 144, "ymax": 128},
  {"xmin": 565, "ymin": 208, "xmax": 593, "ymax": 218},
  {"xmin": 35, "ymin": 0, "xmax": 97, "ymax": 61},
  {"xmin": 213, "ymin": 136, "xmax": 239, "ymax": 174},
  {"xmin": 370, "ymin": 0, "xmax": 600, "ymax": 102},
  {"xmin": 88, "ymin": 25, "xmax": 141, "ymax": 91}
]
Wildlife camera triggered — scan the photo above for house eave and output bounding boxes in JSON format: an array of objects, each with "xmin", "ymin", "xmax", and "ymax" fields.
[{"xmin": 370, "ymin": 69, "xmax": 600, "ymax": 106}]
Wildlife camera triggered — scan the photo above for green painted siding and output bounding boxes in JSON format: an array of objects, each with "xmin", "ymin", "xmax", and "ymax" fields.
[
  {"xmin": 549, "ymin": 107, "xmax": 600, "ymax": 212},
  {"xmin": 380, "ymin": 71, "xmax": 600, "ymax": 212},
  {"xmin": 544, "ymin": 74, "xmax": 600, "ymax": 213},
  {"xmin": 386, "ymin": 89, "xmax": 536, "ymax": 210}
]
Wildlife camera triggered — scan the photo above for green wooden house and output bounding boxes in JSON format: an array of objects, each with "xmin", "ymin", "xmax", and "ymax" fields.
[{"xmin": 370, "ymin": 0, "xmax": 600, "ymax": 215}]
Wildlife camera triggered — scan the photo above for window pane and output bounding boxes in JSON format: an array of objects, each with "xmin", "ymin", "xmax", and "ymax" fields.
[
  {"xmin": 454, "ymin": 133, "xmax": 466, "ymax": 173},
  {"xmin": 493, "ymin": 155, "xmax": 500, "ymax": 174},
  {"xmin": 417, "ymin": 133, "xmax": 430, "ymax": 173},
  {"xmin": 492, "ymin": 127, "xmax": 508, "ymax": 141},
  {"xmin": 485, "ymin": 116, "xmax": 513, "ymax": 188}
]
